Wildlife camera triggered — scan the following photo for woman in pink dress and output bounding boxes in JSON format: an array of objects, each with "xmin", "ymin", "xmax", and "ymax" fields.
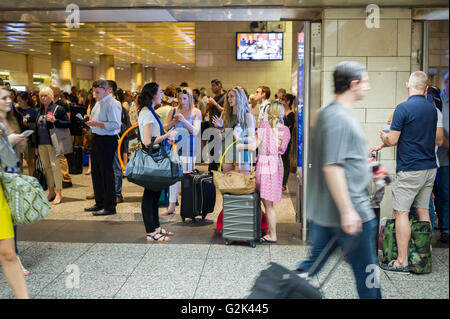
[{"xmin": 239, "ymin": 101, "xmax": 291, "ymax": 243}]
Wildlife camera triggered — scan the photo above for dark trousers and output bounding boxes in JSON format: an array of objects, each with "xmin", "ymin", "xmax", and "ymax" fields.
[
  {"xmin": 281, "ymin": 145, "xmax": 291, "ymax": 187},
  {"xmin": 142, "ymin": 188, "xmax": 162, "ymax": 233},
  {"xmin": 91, "ymin": 134, "xmax": 117, "ymax": 211}
]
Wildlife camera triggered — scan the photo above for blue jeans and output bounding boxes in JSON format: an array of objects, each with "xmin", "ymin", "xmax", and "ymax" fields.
[
  {"xmin": 297, "ymin": 219, "xmax": 381, "ymax": 299},
  {"xmin": 113, "ymin": 152, "xmax": 123, "ymax": 199},
  {"xmin": 437, "ymin": 166, "xmax": 449, "ymax": 234}
]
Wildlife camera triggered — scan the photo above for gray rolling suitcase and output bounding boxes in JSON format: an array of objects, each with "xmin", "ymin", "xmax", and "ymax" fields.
[
  {"xmin": 222, "ymin": 150, "xmax": 260, "ymax": 248},
  {"xmin": 222, "ymin": 192, "xmax": 262, "ymax": 248}
]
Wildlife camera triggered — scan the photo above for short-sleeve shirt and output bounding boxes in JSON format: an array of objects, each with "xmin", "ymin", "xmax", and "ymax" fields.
[
  {"xmin": 390, "ymin": 95, "xmax": 438, "ymax": 172},
  {"xmin": 306, "ymin": 101, "xmax": 374, "ymax": 228},
  {"xmin": 437, "ymin": 90, "xmax": 449, "ymax": 167},
  {"xmin": 138, "ymin": 108, "xmax": 161, "ymax": 145}
]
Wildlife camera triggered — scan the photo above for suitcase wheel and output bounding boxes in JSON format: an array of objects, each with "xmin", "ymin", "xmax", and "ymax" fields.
[
  {"xmin": 224, "ymin": 239, "xmax": 230, "ymax": 246},
  {"xmin": 250, "ymin": 241, "xmax": 256, "ymax": 248},
  {"xmin": 181, "ymin": 217, "xmax": 186, "ymax": 223}
]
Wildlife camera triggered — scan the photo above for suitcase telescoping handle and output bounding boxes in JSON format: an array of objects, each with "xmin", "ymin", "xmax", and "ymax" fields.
[{"xmin": 307, "ymin": 231, "xmax": 361, "ymax": 289}]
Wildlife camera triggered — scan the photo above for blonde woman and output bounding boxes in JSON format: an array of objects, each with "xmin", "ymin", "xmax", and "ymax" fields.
[
  {"xmin": 34, "ymin": 87, "xmax": 71, "ymax": 204},
  {"xmin": 238, "ymin": 101, "xmax": 291, "ymax": 243},
  {"xmin": 162, "ymin": 87, "xmax": 202, "ymax": 215},
  {"xmin": 212, "ymin": 86, "xmax": 256, "ymax": 173},
  {"xmin": 0, "ymin": 86, "xmax": 29, "ymax": 298}
]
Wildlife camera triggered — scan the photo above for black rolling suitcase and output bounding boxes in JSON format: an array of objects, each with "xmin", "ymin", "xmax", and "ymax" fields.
[
  {"xmin": 180, "ymin": 169, "xmax": 216, "ymax": 222},
  {"xmin": 247, "ymin": 234, "xmax": 360, "ymax": 299},
  {"xmin": 67, "ymin": 146, "xmax": 83, "ymax": 174}
]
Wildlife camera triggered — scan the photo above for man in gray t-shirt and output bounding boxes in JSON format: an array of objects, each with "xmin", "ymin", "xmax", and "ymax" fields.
[
  {"xmin": 307, "ymin": 101, "xmax": 375, "ymax": 228},
  {"xmin": 296, "ymin": 61, "xmax": 381, "ymax": 299}
]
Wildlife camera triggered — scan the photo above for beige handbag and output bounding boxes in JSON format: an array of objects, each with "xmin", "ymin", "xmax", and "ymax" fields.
[{"xmin": 213, "ymin": 141, "xmax": 256, "ymax": 195}]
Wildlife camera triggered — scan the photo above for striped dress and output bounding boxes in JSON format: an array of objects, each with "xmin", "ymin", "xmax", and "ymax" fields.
[{"xmin": 255, "ymin": 121, "xmax": 291, "ymax": 202}]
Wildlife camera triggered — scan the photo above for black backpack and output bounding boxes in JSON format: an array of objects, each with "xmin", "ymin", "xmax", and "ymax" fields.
[{"xmin": 427, "ymin": 86, "xmax": 442, "ymax": 112}]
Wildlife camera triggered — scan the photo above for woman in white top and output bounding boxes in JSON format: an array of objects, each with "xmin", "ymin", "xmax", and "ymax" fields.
[
  {"xmin": 161, "ymin": 88, "xmax": 202, "ymax": 216},
  {"xmin": 138, "ymin": 82, "xmax": 175, "ymax": 242}
]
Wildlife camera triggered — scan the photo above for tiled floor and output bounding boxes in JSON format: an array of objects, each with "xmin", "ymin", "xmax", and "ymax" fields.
[
  {"xmin": 1, "ymin": 241, "xmax": 448, "ymax": 299},
  {"xmin": 2, "ymin": 166, "xmax": 448, "ymax": 299}
]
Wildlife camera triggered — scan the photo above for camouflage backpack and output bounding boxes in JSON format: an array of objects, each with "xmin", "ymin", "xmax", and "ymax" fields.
[{"xmin": 381, "ymin": 218, "xmax": 432, "ymax": 274}]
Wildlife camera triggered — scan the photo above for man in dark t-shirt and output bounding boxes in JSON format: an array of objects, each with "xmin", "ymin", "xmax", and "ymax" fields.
[{"xmin": 373, "ymin": 71, "xmax": 439, "ymax": 273}]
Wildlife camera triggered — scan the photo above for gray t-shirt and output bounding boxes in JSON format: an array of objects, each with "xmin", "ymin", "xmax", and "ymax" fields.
[
  {"xmin": 437, "ymin": 91, "xmax": 449, "ymax": 167},
  {"xmin": 306, "ymin": 101, "xmax": 375, "ymax": 228}
]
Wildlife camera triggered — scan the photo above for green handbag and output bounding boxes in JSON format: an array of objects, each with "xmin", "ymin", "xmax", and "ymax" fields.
[
  {"xmin": 381, "ymin": 218, "xmax": 432, "ymax": 274},
  {"xmin": 0, "ymin": 170, "xmax": 51, "ymax": 226}
]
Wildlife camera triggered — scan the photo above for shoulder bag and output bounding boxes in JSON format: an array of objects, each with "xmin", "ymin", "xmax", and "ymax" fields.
[
  {"xmin": 126, "ymin": 129, "xmax": 183, "ymax": 192},
  {"xmin": 213, "ymin": 140, "xmax": 256, "ymax": 195},
  {"xmin": 49, "ymin": 105, "xmax": 73, "ymax": 156}
]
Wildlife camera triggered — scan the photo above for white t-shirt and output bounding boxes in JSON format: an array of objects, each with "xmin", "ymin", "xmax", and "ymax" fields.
[
  {"xmin": 138, "ymin": 108, "xmax": 161, "ymax": 146},
  {"xmin": 258, "ymin": 99, "xmax": 271, "ymax": 125}
]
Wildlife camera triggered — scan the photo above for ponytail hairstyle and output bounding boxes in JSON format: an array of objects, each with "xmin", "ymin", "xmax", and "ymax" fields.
[
  {"xmin": 138, "ymin": 82, "xmax": 159, "ymax": 113},
  {"xmin": 267, "ymin": 101, "xmax": 284, "ymax": 128}
]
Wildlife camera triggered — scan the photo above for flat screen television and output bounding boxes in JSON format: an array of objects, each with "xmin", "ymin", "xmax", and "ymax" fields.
[{"xmin": 236, "ymin": 32, "xmax": 283, "ymax": 61}]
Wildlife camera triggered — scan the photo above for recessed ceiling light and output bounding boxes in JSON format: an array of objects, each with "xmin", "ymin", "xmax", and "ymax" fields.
[
  {"xmin": 89, "ymin": 61, "xmax": 94, "ymax": 64},
  {"xmin": 85, "ymin": 48, "xmax": 90, "ymax": 51},
  {"xmin": 48, "ymin": 38, "xmax": 54, "ymax": 41},
  {"xmin": 71, "ymin": 44, "xmax": 75, "ymax": 47},
  {"xmin": 29, "ymin": 48, "xmax": 35, "ymax": 51},
  {"xmin": 77, "ymin": 58, "xmax": 82, "ymax": 62},
  {"xmin": 48, "ymin": 53, "xmax": 51, "ymax": 55},
  {"xmin": 98, "ymin": 31, "xmax": 106, "ymax": 35},
  {"xmin": 7, "ymin": 44, "xmax": 12, "ymax": 47}
]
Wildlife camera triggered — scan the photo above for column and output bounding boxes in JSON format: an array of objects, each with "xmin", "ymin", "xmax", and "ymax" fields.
[
  {"xmin": 51, "ymin": 41, "xmax": 72, "ymax": 92},
  {"xmin": 130, "ymin": 63, "xmax": 143, "ymax": 92},
  {"xmin": 145, "ymin": 66, "xmax": 156, "ymax": 83},
  {"xmin": 26, "ymin": 54, "xmax": 34, "ymax": 91},
  {"xmin": 99, "ymin": 54, "xmax": 115, "ymax": 80}
]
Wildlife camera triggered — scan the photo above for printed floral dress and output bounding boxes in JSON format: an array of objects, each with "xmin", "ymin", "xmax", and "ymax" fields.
[{"xmin": 255, "ymin": 121, "xmax": 291, "ymax": 202}]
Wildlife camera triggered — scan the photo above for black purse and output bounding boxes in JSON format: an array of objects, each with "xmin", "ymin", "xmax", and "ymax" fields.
[
  {"xmin": 33, "ymin": 155, "xmax": 47, "ymax": 191},
  {"xmin": 126, "ymin": 131, "xmax": 183, "ymax": 192}
]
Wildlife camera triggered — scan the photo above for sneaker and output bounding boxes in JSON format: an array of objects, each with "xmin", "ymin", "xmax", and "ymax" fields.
[{"xmin": 379, "ymin": 260, "xmax": 409, "ymax": 273}]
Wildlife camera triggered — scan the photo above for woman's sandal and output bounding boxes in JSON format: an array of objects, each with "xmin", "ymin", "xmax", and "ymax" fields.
[
  {"xmin": 146, "ymin": 233, "xmax": 171, "ymax": 242},
  {"xmin": 158, "ymin": 228, "xmax": 174, "ymax": 236}
]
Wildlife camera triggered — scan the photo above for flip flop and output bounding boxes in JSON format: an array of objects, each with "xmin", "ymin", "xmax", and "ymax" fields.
[
  {"xmin": 379, "ymin": 260, "xmax": 409, "ymax": 273},
  {"xmin": 259, "ymin": 237, "xmax": 277, "ymax": 244}
]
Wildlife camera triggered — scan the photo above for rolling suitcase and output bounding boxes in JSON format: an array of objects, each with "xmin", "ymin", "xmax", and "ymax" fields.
[
  {"xmin": 67, "ymin": 146, "xmax": 83, "ymax": 174},
  {"xmin": 222, "ymin": 192, "xmax": 261, "ymax": 248},
  {"xmin": 180, "ymin": 169, "xmax": 216, "ymax": 222},
  {"xmin": 221, "ymin": 150, "xmax": 260, "ymax": 247},
  {"xmin": 247, "ymin": 234, "xmax": 360, "ymax": 298}
]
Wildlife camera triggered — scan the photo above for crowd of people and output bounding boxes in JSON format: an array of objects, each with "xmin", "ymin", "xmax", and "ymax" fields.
[{"xmin": 0, "ymin": 65, "xmax": 448, "ymax": 299}]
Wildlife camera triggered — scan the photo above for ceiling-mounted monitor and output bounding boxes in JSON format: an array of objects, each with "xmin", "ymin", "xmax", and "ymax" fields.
[{"xmin": 236, "ymin": 32, "xmax": 283, "ymax": 61}]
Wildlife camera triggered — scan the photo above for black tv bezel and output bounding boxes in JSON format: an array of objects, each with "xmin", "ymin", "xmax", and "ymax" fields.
[{"xmin": 235, "ymin": 32, "xmax": 284, "ymax": 61}]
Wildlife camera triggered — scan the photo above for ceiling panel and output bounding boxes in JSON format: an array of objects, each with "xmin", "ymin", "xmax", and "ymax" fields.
[{"xmin": 0, "ymin": 22, "xmax": 196, "ymax": 70}]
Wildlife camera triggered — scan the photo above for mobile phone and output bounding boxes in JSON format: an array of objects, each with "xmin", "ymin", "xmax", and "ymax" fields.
[{"xmin": 21, "ymin": 130, "xmax": 34, "ymax": 136}]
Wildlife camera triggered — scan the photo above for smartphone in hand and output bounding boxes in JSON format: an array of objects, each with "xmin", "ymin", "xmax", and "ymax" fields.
[{"xmin": 21, "ymin": 130, "xmax": 34, "ymax": 136}]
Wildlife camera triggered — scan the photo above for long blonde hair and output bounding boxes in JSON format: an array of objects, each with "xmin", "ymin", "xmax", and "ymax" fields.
[
  {"xmin": 222, "ymin": 86, "xmax": 250, "ymax": 129},
  {"xmin": 177, "ymin": 87, "xmax": 194, "ymax": 112},
  {"xmin": 267, "ymin": 101, "xmax": 284, "ymax": 128}
]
